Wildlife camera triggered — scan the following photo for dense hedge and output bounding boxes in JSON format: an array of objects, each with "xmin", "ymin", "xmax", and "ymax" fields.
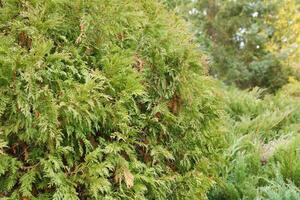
[{"xmin": 0, "ymin": 0, "xmax": 225, "ymax": 199}]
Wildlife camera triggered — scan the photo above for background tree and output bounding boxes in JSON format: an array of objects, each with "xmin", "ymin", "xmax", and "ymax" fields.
[
  {"xmin": 267, "ymin": 0, "xmax": 300, "ymax": 73},
  {"xmin": 164, "ymin": 0, "xmax": 292, "ymax": 92}
]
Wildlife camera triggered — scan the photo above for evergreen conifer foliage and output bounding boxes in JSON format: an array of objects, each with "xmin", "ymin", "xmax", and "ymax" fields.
[{"xmin": 0, "ymin": 0, "xmax": 224, "ymax": 199}]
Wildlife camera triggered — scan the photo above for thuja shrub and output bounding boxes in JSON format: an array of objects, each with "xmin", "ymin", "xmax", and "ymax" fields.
[{"xmin": 0, "ymin": 0, "xmax": 226, "ymax": 199}]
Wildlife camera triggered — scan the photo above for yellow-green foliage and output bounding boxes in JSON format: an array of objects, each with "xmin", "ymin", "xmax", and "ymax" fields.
[
  {"xmin": 0, "ymin": 0, "xmax": 226, "ymax": 199},
  {"xmin": 267, "ymin": 0, "xmax": 300, "ymax": 70}
]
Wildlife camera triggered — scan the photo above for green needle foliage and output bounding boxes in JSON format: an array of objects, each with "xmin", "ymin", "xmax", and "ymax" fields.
[
  {"xmin": 0, "ymin": 0, "xmax": 225, "ymax": 199},
  {"xmin": 208, "ymin": 79, "xmax": 300, "ymax": 200}
]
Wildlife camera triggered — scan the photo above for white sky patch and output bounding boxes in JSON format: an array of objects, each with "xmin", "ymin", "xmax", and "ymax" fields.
[
  {"xmin": 239, "ymin": 27, "xmax": 247, "ymax": 34},
  {"xmin": 240, "ymin": 41, "xmax": 245, "ymax": 49},
  {"xmin": 235, "ymin": 27, "xmax": 247, "ymax": 42},
  {"xmin": 252, "ymin": 11, "xmax": 259, "ymax": 18},
  {"xmin": 189, "ymin": 8, "xmax": 199, "ymax": 15},
  {"xmin": 282, "ymin": 37, "xmax": 288, "ymax": 43}
]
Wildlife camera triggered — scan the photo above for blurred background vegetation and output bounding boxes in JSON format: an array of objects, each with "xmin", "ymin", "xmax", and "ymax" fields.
[
  {"xmin": 163, "ymin": 0, "xmax": 300, "ymax": 199},
  {"xmin": 164, "ymin": 0, "xmax": 300, "ymax": 92}
]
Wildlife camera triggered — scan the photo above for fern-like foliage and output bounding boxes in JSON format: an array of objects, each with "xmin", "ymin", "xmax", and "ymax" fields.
[{"xmin": 0, "ymin": 0, "xmax": 225, "ymax": 199}]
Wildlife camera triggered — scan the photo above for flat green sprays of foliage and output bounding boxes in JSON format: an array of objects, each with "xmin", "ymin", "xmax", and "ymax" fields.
[{"xmin": 0, "ymin": 0, "xmax": 225, "ymax": 199}]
